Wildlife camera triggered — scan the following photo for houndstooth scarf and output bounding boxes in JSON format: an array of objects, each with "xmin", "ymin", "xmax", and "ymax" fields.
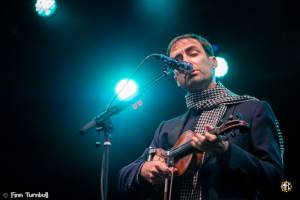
[{"xmin": 180, "ymin": 82, "xmax": 257, "ymax": 200}]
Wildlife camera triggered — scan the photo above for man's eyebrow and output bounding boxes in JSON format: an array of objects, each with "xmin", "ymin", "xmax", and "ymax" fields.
[
  {"xmin": 185, "ymin": 45, "xmax": 198, "ymax": 52},
  {"xmin": 170, "ymin": 50, "xmax": 181, "ymax": 58},
  {"xmin": 171, "ymin": 45, "xmax": 199, "ymax": 57}
]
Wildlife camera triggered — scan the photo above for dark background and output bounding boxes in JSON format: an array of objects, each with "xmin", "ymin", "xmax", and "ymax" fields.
[{"xmin": 2, "ymin": 0, "xmax": 299, "ymax": 199}]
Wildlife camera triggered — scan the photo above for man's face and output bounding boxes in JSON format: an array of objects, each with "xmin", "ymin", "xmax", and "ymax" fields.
[{"xmin": 169, "ymin": 38, "xmax": 217, "ymax": 92}]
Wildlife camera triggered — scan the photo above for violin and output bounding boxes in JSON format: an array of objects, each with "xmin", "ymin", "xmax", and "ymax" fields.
[{"xmin": 146, "ymin": 119, "xmax": 249, "ymax": 176}]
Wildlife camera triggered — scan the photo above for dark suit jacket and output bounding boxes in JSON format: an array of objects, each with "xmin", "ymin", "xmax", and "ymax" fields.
[{"xmin": 117, "ymin": 100, "xmax": 285, "ymax": 199}]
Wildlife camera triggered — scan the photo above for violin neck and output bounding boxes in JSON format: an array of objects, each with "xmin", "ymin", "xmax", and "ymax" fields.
[{"xmin": 168, "ymin": 141, "xmax": 194, "ymax": 159}]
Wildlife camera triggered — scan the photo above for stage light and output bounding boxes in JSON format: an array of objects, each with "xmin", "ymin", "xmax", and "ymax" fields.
[
  {"xmin": 115, "ymin": 79, "xmax": 138, "ymax": 100},
  {"xmin": 215, "ymin": 57, "xmax": 228, "ymax": 78},
  {"xmin": 35, "ymin": 0, "xmax": 57, "ymax": 17}
]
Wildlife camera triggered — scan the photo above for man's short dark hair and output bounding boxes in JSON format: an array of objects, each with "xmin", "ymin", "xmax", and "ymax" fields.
[{"xmin": 167, "ymin": 33, "xmax": 214, "ymax": 57}]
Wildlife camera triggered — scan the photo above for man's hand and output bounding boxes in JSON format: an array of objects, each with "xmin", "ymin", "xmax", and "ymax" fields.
[
  {"xmin": 140, "ymin": 161, "xmax": 177, "ymax": 185},
  {"xmin": 190, "ymin": 125, "xmax": 229, "ymax": 154}
]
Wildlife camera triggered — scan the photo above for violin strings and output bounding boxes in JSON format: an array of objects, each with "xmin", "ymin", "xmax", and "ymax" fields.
[{"xmin": 169, "ymin": 139, "xmax": 193, "ymax": 157}]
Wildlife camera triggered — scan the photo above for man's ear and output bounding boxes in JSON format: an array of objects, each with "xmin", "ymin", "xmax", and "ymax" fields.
[{"xmin": 209, "ymin": 56, "xmax": 218, "ymax": 69}]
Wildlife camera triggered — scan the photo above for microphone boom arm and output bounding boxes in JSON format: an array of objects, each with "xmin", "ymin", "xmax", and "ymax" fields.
[{"xmin": 78, "ymin": 67, "xmax": 171, "ymax": 135}]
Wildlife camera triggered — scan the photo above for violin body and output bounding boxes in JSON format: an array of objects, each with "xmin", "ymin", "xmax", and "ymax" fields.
[
  {"xmin": 146, "ymin": 119, "xmax": 249, "ymax": 176},
  {"xmin": 151, "ymin": 130, "xmax": 204, "ymax": 176}
]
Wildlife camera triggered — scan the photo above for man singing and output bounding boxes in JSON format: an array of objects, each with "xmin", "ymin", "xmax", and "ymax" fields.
[{"xmin": 118, "ymin": 33, "xmax": 285, "ymax": 200}]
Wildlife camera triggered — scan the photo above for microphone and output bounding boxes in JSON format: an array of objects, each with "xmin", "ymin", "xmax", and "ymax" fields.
[{"xmin": 153, "ymin": 54, "xmax": 193, "ymax": 73}]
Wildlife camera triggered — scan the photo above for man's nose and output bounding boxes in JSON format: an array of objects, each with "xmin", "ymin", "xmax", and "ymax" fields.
[
  {"xmin": 182, "ymin": 54, "xmax": 191, "ymax": 63},
  {"xmin": 182, "ymin": 54, "xmax": 190, "ymax": 62},
  {"xmin": 182, "ymin": 55, "xmax": 194, "ymax": 68}
]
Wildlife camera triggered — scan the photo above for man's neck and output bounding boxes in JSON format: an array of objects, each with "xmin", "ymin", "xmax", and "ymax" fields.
[{"xmin": 188, "ymin": 80, "xmax": 217, "ymax": 93}]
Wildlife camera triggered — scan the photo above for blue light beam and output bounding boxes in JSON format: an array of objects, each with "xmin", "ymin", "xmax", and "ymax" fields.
[
  {"xmin": 115, "ymin": 79, "xmax": 138, "ymax": 100},
  {"xmin": 215, "ymin": 57, "xmax": 229, "ymax": 78},
  {"xmin": 35, "ymin": 0, "xmax": 57, "ymax": 17}
]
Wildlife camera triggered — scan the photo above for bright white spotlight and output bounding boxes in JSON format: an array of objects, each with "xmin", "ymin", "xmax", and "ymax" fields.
[
  {"xmin": 35, "ymin": 0, "xmax": 57, "ymax": 17},
  {"xmin": 115, "ymin": 79, "xmax": 138, "ymax": 100},
  {"xmin": 215, "ymin": 57, "xmax": 228, "ymax": 78}
]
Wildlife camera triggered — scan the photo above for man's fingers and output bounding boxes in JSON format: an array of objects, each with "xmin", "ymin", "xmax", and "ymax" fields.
[
  {"xmin": 170, "ymin": 167, "xmax": 178, "ymax": 173},
  {"xmin": 204, "ymin": 124, "xmax": 214, "ymax": 132},
  {"xmin": 205, "ymin": 132, "xmax": 218, "ymax": 143},
  {"xmin": 155, "ymin": 163, "xmax": 173, "ymax": 175}
]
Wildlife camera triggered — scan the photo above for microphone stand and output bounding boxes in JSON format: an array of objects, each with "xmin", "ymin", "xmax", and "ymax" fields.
[
  {"xmin": 79, "ymin": 68, "xmax": 172, "ymax": 200},
  {"xmin": 95, "ymin": 118, "xmax": 112, "ymax": 200}
]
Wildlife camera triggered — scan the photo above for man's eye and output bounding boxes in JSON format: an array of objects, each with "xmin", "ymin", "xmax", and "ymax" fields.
[{"xmin": 189, "ymin": 51, "xmax": 199, "ymax": 56}]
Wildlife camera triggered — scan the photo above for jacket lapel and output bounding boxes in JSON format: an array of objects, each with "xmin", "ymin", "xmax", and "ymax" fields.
[{"xmin": 167, "ymin": 111, "xmax": 190, "ymax": 146}]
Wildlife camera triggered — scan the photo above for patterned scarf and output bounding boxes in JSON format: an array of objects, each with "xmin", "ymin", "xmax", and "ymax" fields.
[{"xmin": 180, "ymin": 82, "xmax": 257, "ymax": 200}]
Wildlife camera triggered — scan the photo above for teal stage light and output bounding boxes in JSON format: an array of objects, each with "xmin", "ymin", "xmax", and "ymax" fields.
[
  {"xmin": 215, "ymin": 57, "xmax": 228, "ymax": 78},
  {"xmin": 115, "ymin": 79, "xmax": 138, "ymax": 100},
  {"xmin": 35, "ymin": 0, "xmax": 57, "ymax": 17}
]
